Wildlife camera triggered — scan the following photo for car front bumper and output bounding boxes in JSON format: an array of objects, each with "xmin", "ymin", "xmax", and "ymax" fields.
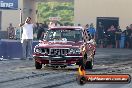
[{"xmin": 33, "ymin": 54, "xmax": 83, "ymax": 66}]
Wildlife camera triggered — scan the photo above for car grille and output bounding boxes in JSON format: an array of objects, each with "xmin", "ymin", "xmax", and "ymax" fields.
[
  {"xmin": 41, "ymin": 48, "xmax": 50, "ymax": 54},
  {"xmin": 50, "ymin": 48, "xmax": 69, "ymax": 55}
]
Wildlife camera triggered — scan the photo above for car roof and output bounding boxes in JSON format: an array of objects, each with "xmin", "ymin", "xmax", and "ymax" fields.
[{"xmin": 48, "ymin": 26, "xmax": 83, "ymax": 30}]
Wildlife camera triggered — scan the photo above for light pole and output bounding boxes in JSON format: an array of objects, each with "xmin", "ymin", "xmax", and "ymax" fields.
[{"xmin": 19, "ymin": 8, "xmax": 22, "ymax": 39}]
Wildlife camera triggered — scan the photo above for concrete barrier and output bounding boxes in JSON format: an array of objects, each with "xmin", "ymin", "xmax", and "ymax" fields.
[
  {"xmin": 0, "ymin": 39, "xmax": 39, "ymax": 59},
  {"xmin": 0, "ymin": 31, "xmax": 8, "ymax": 39}
]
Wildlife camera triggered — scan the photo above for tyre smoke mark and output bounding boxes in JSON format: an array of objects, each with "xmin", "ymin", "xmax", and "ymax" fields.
[
  {"xmin": 42, "ymin": 79, "xmax": 76, "ymax": 88},
  {"xmin": 0, "ymin": 72, "xmax": 56, "ymax": 84}
]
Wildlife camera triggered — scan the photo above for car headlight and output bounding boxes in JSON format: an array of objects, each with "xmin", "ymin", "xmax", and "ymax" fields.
[
  {"xmin": 69, "ymin": 48, "xmax": 81, "ymax": 54},
  {"xmin": 75, "ymin": 48, "xmax": 81, "ymax": 53},
  {"xmin": 35, "ymin": 48, "xmax": 42, "ymax": 53}
]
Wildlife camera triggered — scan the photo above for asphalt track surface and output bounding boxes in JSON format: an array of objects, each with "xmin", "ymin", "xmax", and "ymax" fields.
[{"xmin": 0, "ymin": 48, "xmax": 132, "ymax": 88}]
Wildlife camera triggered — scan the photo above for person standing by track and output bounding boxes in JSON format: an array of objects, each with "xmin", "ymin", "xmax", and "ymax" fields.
[{"xmin": 19, "ymin": 17, "xmax": 35, "ymax": 60}]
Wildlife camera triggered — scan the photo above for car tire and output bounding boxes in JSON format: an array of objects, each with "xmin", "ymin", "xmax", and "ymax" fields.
[
  {"xmin": 35, "ymin": 61, "xmax": 42, "ymax": 69},
  {"xmin": 85, "ymin": 59, "xmax": 93, "ymax": 69},
  {"xmin": 77, "ymin": 75, "xmax": 86, "ymax": 85}
]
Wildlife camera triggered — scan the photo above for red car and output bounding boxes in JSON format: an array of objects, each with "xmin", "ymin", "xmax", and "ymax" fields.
[{"xmin": 33, "ymin": 26, "xmax": 96, "ymax": 69}]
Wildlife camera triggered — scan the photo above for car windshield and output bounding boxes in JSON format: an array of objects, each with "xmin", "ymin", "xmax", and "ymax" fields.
[{"xmin": 45, "ymin": 29, "xmax": 83, "ymax": 41}]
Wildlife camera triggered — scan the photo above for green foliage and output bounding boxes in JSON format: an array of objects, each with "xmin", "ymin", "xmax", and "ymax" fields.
[{"xmin": 37, "ymin": 2, "xmax": 74, "ymax": 25}]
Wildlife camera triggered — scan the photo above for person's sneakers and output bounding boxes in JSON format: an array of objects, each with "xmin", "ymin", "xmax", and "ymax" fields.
[{"xmin": 28, "ymin": 58, "xmax": 33, "ymax": 60}]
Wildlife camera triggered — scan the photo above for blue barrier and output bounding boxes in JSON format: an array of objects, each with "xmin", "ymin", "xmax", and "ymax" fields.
[
  {"xmin": 0, "ymin": 40, "xmax": 3, "ymax": 58},
  {"xmin": 0, "ymin": 39, "xmax": 39, "ymax": 59},
  {"xmin": 120, "ymin": 34, "xmax": 125, "ymax": 48}
]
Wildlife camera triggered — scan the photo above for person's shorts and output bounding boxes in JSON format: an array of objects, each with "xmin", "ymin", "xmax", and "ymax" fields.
[
  {"xmin": 125, "ymin": 36, "xmax": 131, "ymax": 42},
  {"xmin": 108, "ymin": 37, "xmax": 115, "ymax": 45}
]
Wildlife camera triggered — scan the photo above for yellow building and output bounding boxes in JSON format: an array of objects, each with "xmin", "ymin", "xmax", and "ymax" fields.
[
  {"xmin": 74, "ymin": 0, "xmax": 132, "ymax": 30},
  {"xmin": 1, "ymin": 0, "xmax": 132, "ymax": 33},
  {"xmin": 1, "ymin": 0, "xmax": 20, "ymax": 31}
]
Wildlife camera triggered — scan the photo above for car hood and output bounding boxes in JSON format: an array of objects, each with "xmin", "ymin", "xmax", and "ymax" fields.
[{"xmin": 37, "ymin": 40, "xmax": 83, "ymax": 48}]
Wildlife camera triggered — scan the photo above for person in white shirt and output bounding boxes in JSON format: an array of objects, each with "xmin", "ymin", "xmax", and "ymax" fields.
[{"xmin": 19, "ymin": 17, "xmax": 34, "ymax": 60}]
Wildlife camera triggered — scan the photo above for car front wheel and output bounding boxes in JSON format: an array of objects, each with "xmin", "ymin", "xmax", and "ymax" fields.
[
  {"xmin": 35, "ymin": 61, "xmax": 42, "ymax": 69},
  {"xmin": 85, "ymin": 59, "xmax": 93, "ymax": 69}
]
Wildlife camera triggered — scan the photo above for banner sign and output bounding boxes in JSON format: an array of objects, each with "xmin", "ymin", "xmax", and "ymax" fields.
[
  {"xmin": 49, "ymin": 17, "xmax": 61, "ymax": 21},
  {"xmin": 0, "ymin": 0, "xmax": 18, "ymax": 10}
]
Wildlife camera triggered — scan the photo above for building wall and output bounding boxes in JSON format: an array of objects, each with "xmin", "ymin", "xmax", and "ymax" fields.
[
  {"xmin": 74, "ymin": 0, "xmax": 132, "ymax": 29},
  {"xmin": 1, "ymin": 0, "xmax": 23, "ymax": 31},
  {"xmin": 1, "ymin": 0, "xmax": 73, "ymax": 31},
  {"xmin": 1, "ymin": 0, "xmax": 36, "ymax": 31},
  {"xmin": 1, "ymin": 0, "xmax": 132, "ymax": 31}
]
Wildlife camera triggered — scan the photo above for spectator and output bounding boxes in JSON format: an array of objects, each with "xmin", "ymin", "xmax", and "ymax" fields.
[
  {"xmin": 129, "ymin": 24, "xmax": 132, "ymax": 49},
  {"xmin": 34, "ymin": 22, "xmax": 39, "ymax": 33},
  {"xmin": 123, "ymin": 26, "xmax": 132, "ymax": 48},
  {"xmin": 97, "ymin": 22, "xmax": 105, "ymax": 48},
  {"xmin": 43, "ymin": 21, "xmax": 48, "ymax": 29},
  {"xmin": 85, "ymin": 24, "xmax": 89, "ymax": 29},
  {"xmin": 107, "ymin": 25, "xmax": 116, "ymax": 48},
  {"xmin": 83, "ymin": 25, "xmax": 91, "ymax": 42},
  {"xmin": 33, "ymin": 22, "xmax": 39, "ymax": 40},
  {"xmin": 7, "ymin": 23, "xmax": 15, "ymax": 39},
  {"xmin": 115, "ymin": 26, "xmax": 122, "ymax": 48},
  {"xmin": 48, "ymin": 22, "xmax": 55, "ymax": 28},
  {"xmin": 78, "ymin": 24, "xmax": 81, "ymax": 26},
  {"xmin": 120, "ymin": 30, "xmax": 126, "ymax": 48},
  {"xmin": 19, "ymin": 17, "xmax": 35, "ymax": 60},
  {"xmin": 85, "ymin": 24, "xmax": 91, "ymax": 39},
  {"xmin": 42, "ymin": 21, "xmax": 48, "ymax": 34},
  {"xmin": 37, "ymin": 23, "xmax": 45, "ymax": 40},
  {"xmin": 87, "ymin": 23, "xmax": 96, "ymax": 39},
  {"xmin": 55, "ymin": 21, "xmax": 61, "ymax": 26}
]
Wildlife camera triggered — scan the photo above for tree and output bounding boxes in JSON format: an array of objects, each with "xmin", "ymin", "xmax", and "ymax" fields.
[{"xmin": 37, "ymin": 2, "xmax": 74, "ymax": 25}]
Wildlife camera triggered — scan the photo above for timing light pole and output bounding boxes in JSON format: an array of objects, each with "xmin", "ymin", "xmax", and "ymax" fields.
[{"xmin": 19, "ymin": 8, "xmax": 22, "ymax": 39}]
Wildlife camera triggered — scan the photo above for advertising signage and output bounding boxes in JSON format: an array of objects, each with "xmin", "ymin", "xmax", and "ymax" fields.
[{"xmin": 0, "ymin": 0, "xmax": 18, "ymax": 10}]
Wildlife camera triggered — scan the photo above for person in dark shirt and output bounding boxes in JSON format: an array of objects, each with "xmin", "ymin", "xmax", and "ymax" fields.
[
  {"xmin": 123, "ymin": 26, "xmax": 132, "ymax": 48},
  {"xmin": 43, "ymin": 21, "xmax": 48, "ymax": 29},
  {"xmin": 7, "ymin": 23, "xmax": 15, "ymax": 39},
  {"xmin": 37, "ymin": 23, "xmax": 45, "ymax": 40},
  {"xmin": 107, "ymin": 25, "xmax": 116, "ymax": 48},
  {"xmin": 115, "ymin": 26, "xmax": 122, "ymax": 48},
  {"xmin": 129, "ymin": 24, "xmax": 132, "ymax": 49},
  {"xmin": 97, "ymin": 22, "xmax": 105, "ymax": 48}
]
